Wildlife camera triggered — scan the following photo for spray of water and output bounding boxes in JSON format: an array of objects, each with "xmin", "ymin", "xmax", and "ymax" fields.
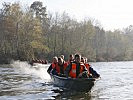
[{"xmin": 10, "ymin": 60, "xmax": 51, "ymax": 80}]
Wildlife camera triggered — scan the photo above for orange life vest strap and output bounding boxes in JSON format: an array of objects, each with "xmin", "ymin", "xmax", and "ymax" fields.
[
  {"xmin": 69, "ymin": 63, "xmax": 85, "ymax": 78},
  {"xmin": 52, "ymin": 63, "xmax": 55, "ymax": 69},
  {"xmin": 85, "ymin": 63, "xmax": 90, "ymax": 75},
  {"xmin": 69, "ymin": 63, "xmax": 76, "ymax": 78}
]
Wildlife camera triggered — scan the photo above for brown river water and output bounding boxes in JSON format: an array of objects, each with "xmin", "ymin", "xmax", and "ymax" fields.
[{"xmin": 0, "ymin": 61, "xmax": 133, "ymax": 100}]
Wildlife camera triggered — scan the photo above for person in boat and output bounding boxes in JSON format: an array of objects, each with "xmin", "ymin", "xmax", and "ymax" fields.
[
  {"xmin": 41, "ymin": 59, "xmax": 48, "ymax": 64},
  {"xmin": 67, "ymin": 54, "xmax": 74, "ymax": 64},
  {"xmin": 54, "ymin": 57, "xmax": 68, "ymax": 77},
  {"xmin": 45, "ymin": 60, "xmax": 48, "ymax": 64},
  {"xmin": 47, "ymin": 56, "xmax": 58, "ymax": 74},
  {"xmin": 60, "ymin": 55, "xmax": 66, "ymax": 63},
  {"xmin": 60, "ymin": 55, "xmax": 65, "ymax": 60},
  {"xmin": 81, "ymin": 57, "xmax": 85, "ymax": 63},
  {"xmin": 64, "ymin": 54, "xmax": 88, "ymax": 78},
  {"xmin": 29, "ymin": 58, "xmax": 40, "ymax": 65},
  {"xmin": 84, "ymin": 57, "xmax": 100, "ymax": 78},
  {"xmin": 41, "ymin": 60, "xmax": 45, "ymax": 64}
]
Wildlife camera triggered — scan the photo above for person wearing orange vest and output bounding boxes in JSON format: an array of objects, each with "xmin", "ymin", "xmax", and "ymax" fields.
[
  {"xmin": 84, "ymin": 57, "xmax": 100, "ymax": 78},
  {"xmin": 81, "ymin": 57, "xmax": 90, "ymax": 73},
  {"xmin": 67, "ymin": 54, "xmax": 74, "ymax": 65},
  {"xmin": 47, "ymin": 56, "xmax": 58, "ymax": 74},
  {"xmin": 54, "ymin": 57, "xmax": 68, "ymax": 77},
  {"xmin": 64, "ymin": 54, "xmax": 88, "ymax": 78}
]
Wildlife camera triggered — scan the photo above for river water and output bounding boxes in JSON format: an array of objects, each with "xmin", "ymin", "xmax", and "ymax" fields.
[{"xmin": 0, "ymin": 61, "xmax": 133, "ymax": 100}]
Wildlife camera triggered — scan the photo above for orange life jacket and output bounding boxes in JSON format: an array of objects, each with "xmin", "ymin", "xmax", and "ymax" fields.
[
  {"xmin": 55, "ymin": 64, "xmax": 60, "ymax": 73},
  {"xmin": 52, "ymin": 63, "xmax": 56, "ymax": 69},
  {"xmin": 85, "ymin": 63, "xmax": 90, "ymax": 75},
  {"xmin": 52, "ymin": 63, "xmax": 61, "ymax": 73},
  {"xmin": 54, "ymin": 62, "xmax": 68, "ymax": 74},
  {"xmin": 69, "ymin": 63, "xmax": 84, "ymax": 78}
]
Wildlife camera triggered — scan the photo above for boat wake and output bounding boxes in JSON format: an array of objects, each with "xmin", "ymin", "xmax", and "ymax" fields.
[{"xmin": 10, "ymin": 60, "xmax": 51, "ymax": 80}]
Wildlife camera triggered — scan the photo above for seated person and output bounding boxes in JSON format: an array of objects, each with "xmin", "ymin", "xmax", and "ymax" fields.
[
  {"xmin": 89, "ymin": 66, "xmax": 100, "ymax": 78},
  {"xmin": 65, "ymin": 54, "xmax": 88, "ymax": 78},
  {"xmin": 54, "ymin": 57, "xmax": 68, "ymax": 77},
  {"xmin": 47, "ymin": 56, "xmax": 58, "ymax": 74},
  {"xmin": 84, "ymin": 57, "xmax": 100, "ymax": 78}
]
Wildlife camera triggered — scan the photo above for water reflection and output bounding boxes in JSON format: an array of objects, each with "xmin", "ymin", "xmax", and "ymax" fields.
[{"xmin": 56, "ymin": 90, "xmax": 92, "ymax": 100}]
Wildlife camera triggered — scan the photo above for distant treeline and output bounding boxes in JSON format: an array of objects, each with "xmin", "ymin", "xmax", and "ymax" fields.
[{"xmin": 0, "ymin": 1, "xmax": 133, "ymax": 64}]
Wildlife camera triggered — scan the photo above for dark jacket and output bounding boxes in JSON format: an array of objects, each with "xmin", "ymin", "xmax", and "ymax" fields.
[
  {"xmin": 47, "ymin": 64, "xmax": 52, "ymax": 74},
  {"xmin": 89, "ymin": 66, "xmax": 100, "ymax": 78},
  {"xmin": 47, "ymin": 64, "xmax": 58, "ymax": 75},
  {"xmin": 58, "ymin": 63, "xmax": 64, "ymax": 74}
]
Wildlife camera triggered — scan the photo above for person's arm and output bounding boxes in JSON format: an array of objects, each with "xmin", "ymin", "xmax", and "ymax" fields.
[
  {"xmin": 83, "ymin": 65, "xmax": 88, "ymax": 71},
  {"xmin": 51, "ymin": 67, "xmax": 58, "ymax": 75},
  {"xmin": 64, "ymin": 64, "xmax": 72, "ymax": 77},
  {"xmin": 89, "ymin": 66, "xmax": 100, "ymax": 78},
  {"xmin": 47, "ymin": 64, "xmax": 52, "ymax": 74}
]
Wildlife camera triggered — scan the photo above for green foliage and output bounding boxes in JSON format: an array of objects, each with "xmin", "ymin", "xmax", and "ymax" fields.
[{"xmin": 1, "ymin": 1, "xmax": 133, "ymax": 63}]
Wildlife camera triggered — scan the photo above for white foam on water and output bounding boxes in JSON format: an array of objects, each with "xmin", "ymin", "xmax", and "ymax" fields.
[{"xmin": 10, "ymin": 60, "xmax": 51, "ymax": 80}]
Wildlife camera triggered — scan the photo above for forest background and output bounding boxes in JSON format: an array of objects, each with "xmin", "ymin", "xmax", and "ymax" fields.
[{"xmin": 1, "ymin": 1, "xmax": 133, "ymax": 63}]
